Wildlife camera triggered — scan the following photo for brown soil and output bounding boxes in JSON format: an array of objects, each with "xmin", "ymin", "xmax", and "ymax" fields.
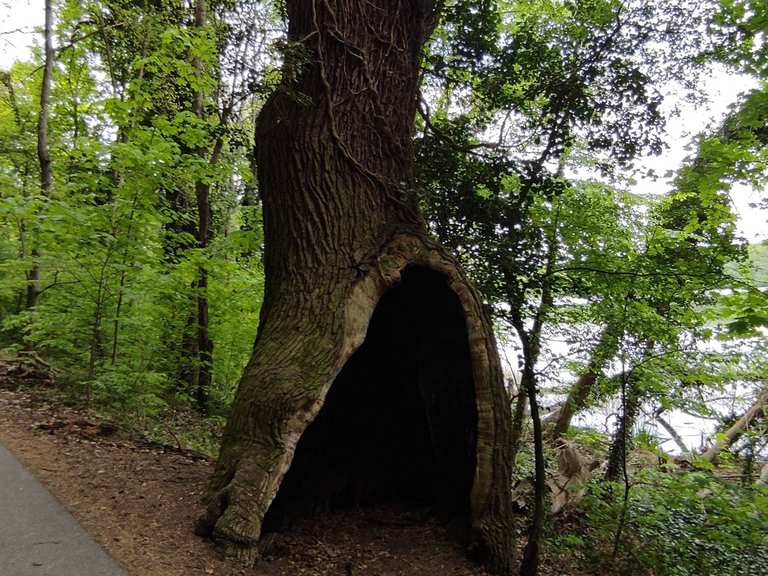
[{"xmin": 0, "ymin": 365, "xmax": 492, "ymax": 576}]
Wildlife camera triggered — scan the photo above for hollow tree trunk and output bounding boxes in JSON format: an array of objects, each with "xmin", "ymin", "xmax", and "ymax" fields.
[{"xmin": 197, "ymin": 2, "xmax": 515, "ymax": 573}]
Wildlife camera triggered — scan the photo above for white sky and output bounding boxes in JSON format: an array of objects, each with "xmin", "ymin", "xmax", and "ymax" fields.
[
  {"xmin": 0, "ymin": 0, "xmax": 41, "ymax": 67},
  {"xmin": 631, "ymin": 70, "xmax": 767, "ymax": 243}
]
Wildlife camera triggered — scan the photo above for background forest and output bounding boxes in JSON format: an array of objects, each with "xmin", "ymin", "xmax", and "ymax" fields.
[{"xmin": 1, "ymin": 1, "xmax": 768, "ymax": 575}]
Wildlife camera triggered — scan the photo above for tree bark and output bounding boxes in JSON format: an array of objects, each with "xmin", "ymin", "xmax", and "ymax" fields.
[
  {"xmin": 190, "ymin": 0, "xmax": 214, "ymax": 411},
  {"xmin": 28, "ymin": 0, "xmax": 54, "ymax": 309},
  {"xmin": 38, "ymin": 0, "xmax": 54, "ymax": 200},
  {"xmin": 514, "ymin": 192, "xmax": 561, "ymax": 576},
  {"xmin": 546, "ymin": 328, "xmax": 617, "ymax": 442},
  {"xmin": 701, "ymin": 385, "xmax": 768, "ymax": 464},
  {"xmin": 509, "ymin": 388, "xmax": 528, "ymax": 469},
  {"xmin": 518, "ymin": 358, "xmax": 545, "ymax": 576},
  {"xmin": 197, "ymin": 2, "xmax": 515, "ymax": 573},
  {"xmin": 605, "ymin": 373, "xmax": 642, "ymax": 482}
]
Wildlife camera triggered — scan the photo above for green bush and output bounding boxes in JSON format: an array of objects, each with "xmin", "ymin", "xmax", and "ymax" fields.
[{"xmin": 573, "ymin": 471, "xmax": 768, "ymax": 576}]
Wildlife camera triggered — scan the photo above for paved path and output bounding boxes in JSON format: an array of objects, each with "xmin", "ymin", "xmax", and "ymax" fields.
[{"xmin": 0, "ymin": 444, "xmax": 126, "ymax": 576}]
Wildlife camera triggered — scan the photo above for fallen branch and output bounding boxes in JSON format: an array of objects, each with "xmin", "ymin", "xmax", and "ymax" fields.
[
  {"xmin": 654, "ymin": 408, "xmax": 689, "ymax": 454},
  {"xmin": 701, "ymin": 385, "xmax": 768, "ymax": 464},
  {"xmin": 17, "ymin": 349, "xmax": 52, "ymax": 370},
  {"xmin": 757, "ymin": 462, "xmax": 768, "ymax": 486}
]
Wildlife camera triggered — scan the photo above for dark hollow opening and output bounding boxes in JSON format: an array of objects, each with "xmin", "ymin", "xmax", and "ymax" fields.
[{"xmin": 263, "ymin": 266, "xmax": 477, "ymax": 532}]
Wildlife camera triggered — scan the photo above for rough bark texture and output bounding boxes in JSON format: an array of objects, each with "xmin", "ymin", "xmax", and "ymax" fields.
[
  {"xmin": 197, "ymin": 2, "xmax": 515, "ymax": 574},
  {"xmin": 37, "ymin": 0, "xmax": 53, "ymax": 205}
]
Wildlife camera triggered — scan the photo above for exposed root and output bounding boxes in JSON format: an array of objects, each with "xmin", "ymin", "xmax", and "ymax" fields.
[
  {"xmin": 469, "ymin": 517, "xmax": 515, "ymax": 576},
  {"xmin": 194, "ymin": 484, "xmax": 229, "ymax": 537},
  {"xmin": 196, "ymin": 481, "xmax": 263, "ymax": 565},
  {"xmin": 220, "ymin": 541, "xmax": 260, "ymax": 565}
]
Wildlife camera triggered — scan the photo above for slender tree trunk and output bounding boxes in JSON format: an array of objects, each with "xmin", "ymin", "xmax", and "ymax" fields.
[
  {"xmin": 16, "ymin": 217, "xmax": 27, "ymax": 313},
  {"xmin": 193, "ymin": 270, "xmax": 213, "ymax": 410},
  {"xmin": 547, "ymin": 328, "xmax": 617, "ymax": 442},
  {"xmin": 197, "ymin": 3, "xmax": 515, "ymax": 573},
  {"xmin": 110, "ymin": 192, "xmax": 139, "ymax": 365},
  {"xmin": 518, "ymin": 357, "xmax": 545, "ymax": 576},
  {"xmin": 110, "ymin": 272, "xmax": 127, "ymax": 365},
  {"xmin": 87, "ymin": 249, "xmax": 115, "ymax": 390},
  {"xmin": 605, "ymin": 374, "xmax": 642, "ymax": 482},
  {"xmin": 92, "ymin": 13, "xmax": 140, "ymax": 366},
  {"xmin": 515, "ymin": 195, "xmax": 561, "ymax": 576},
  {"xmin": 0, "ymin": 72, "xmax": 33, "ymax": 314},
  {"xmin": 28, "ymin": 0, "xmax": 54, "ymax": 309},
  {"xmin": 106, "ymin": 130, "xmax": 132, "ymax": 367},
  {"xmin": 701, "ymin": 385, "xmax": 768, "ymax": 464},
  {"xmin": 186, "ymin": 0, "xmax": 215, "ymax": 411},
  {"xmin": 509, "ymin": 388, "xmax": 528, "ymax": 469}
]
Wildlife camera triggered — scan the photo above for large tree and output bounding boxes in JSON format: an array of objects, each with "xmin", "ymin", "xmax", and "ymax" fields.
[{"xmin": 196, "ymin": 1, "xmax": 516, "ymax": 573}]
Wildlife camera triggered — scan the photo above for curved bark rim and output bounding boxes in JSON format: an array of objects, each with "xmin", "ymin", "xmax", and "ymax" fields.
[
  {"xmin": 198, "ymin": 233, "xmax": 509, "ymax": 572},
  {"xmin": 342, "ymin": 233, "xmax": 498, "ymax": 520}
]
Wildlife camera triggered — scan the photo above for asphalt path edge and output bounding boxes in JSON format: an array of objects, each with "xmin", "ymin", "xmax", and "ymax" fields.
[{"xmin": 0, "ymin": 443, "xmax": 127, "ymax": 576}]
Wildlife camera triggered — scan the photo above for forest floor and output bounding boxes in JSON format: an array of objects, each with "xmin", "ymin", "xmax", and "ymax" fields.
[{"xmin": 0, "ymin": 362, "xmax": 531, "ymax": 576}]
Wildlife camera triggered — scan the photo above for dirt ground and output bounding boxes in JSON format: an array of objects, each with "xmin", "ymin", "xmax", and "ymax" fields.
[{"xmin": 0, "ymin": 365, "xmax": 493, "ymax": 576}]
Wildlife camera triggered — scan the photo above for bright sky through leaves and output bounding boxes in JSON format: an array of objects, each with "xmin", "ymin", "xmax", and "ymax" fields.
[{"xmin": 2, "ymin": 0, "xmax": 765, "ymax": 242}]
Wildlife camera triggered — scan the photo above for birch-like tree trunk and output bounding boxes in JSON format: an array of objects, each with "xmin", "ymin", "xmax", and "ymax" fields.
[{"xmin": 28, "ymin": 0, "xmax": 54, "ymax": 309}]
